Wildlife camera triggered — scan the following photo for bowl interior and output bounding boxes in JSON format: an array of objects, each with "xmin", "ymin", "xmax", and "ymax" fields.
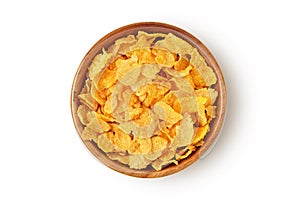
[{"xmin": 71, "ymin": 22, "xmax": 226, "ymax": 178}]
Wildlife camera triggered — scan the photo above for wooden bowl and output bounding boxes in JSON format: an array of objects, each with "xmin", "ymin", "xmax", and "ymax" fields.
[{"xmin": 71, "ymin": 22, "xmax": 226, "ymax": 178}]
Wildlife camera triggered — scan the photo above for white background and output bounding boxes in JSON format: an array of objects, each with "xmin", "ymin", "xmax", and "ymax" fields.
[{"xmin": 1, "ymin": 0, "xmax": 299, "ymax": 199}]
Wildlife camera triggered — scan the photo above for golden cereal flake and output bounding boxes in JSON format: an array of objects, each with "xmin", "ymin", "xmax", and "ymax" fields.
[
  {"xmin": 130, "ymin": 74, "xmax": 152, "ymax": 91},
  {"xmin": 134, "ymin": 83, "xmax": 170, "ymax": 107},
  {"xmin": 136, "ymin": 31, "xmax": 166, "ymax": 40},
  {"xmin": 151, "ymin": 136, "xmax": 168, "ymax": 153},
  {"xmin": 118, "ymin": 121, "xmax": 137, "ymax": 134},
  {"xmin": 86, "ymin": 112, "xmax": 111, "ymax": 133},
  {"xmin": 129, "ymin": 36, "xmax": 156, "ymax": 51},
  {"xmin": 152, "ymin": 159, "xmax": 178, "ymax": 171},
  {"xmin": 78, "ymin": 93, "xmax": 98, "ymax": 111},
  {"xmin": 115, "ymin": 56, "xmax": 141, "ymax": 85},
  {"xmin": 195, "ymin": 88, "xmax": 218, "ymax": 106},
  {"xmin": 118, "ymin": 110, "xmax": 158, "ymax": 139},
  {"xmin": 154, "ymin": 33, "xmax": 193, "ymax": 56},
  {"xmin": 163, "ymin": 66, "xmax": 192, "ymax": 78},
  {"xmin": 77, "ymin": 104, "xmax": 91, "ymax": 125},
  {"xmin": 190, "ymin": 48, "xmax": 217, "ymax": 86},
  {"xmin": 162, "ymin": 91, "xmax": 177, "ymax": 107},
  {"xmin": 160, "ymin": 149, "xmax": 176, "ymax": 162},
  {"xmin": 128, "ymin": 107, "xmax": 144, "ymax": 120},
  {"xmin": 93, "ymin": 66, "xmax": 117, "ymax": 91},
  {"xmin": 190, "ymin": 68, "xmax": 206, "ymax": 88},
  {"xmin": 115, "ymin": 34, "xmax": 137, "ymax": 46},
  {"xmin": 200, "ymin": 66, "xmax": 217, "ymax": 87},
  {"xmin": 129, "ymin": 154, "xmax": 150, "ymax": 170},
  {"xmin": 88, "ymin": 49, "xmax": 112, "ymax": 79},
  {"xmin": 128, "ymin": 48, "xmax": 156, "ymax": 64},
  {"xmin": 184, "ymin": 74, "xmax": 196, "ymax": 90},
  {"xmin": 86, "ymin": 118, "xmax": 110, "ymax": 133},
  {"xmin": 190, "ymin": 48, "xmax": 207, "ymax": 69},
  {"xmin": 107, "ymin": 152, "xmax": 129, "ymax": 165},
  {"xmin": 194, "ymin": 140, "xmax": 205, "ymax": 148},
  {"xmin": 157, "ymin": 124, "xmax": 174, "ymax": 142},
  {"xmin": 121, "ymin": 87, "xmax": 134, "ymax": 102},
  {"xmin": 143, "ymin": 151, "xmax": 163, "ymax": 161},
  {"xmin": 141, "ymin": 64, "xmax": 161, "ymax": 79},
  {"xmin": 206, "ymin": 105, "xmax": 216, "ymax": 120},
  {"xmin": 144, "ymin": 85, "xmax": 170, "ymax": 107},
  {"xmin": 80, "ymin": 79, "xmax": 91, "ymax": 94},
  {"xmin": 96, "ymin": 111, "xmax": 115, "ymax": 123},
  {"xmin": 171, "ymin": 77, "xmax": 195, "ymax": 94},
  {"xmin": 152, "ymin": 48, "xmax": 176, "ymax": 67},
  {"xmin": 109, "ymin": 125, "xmax": 138, "ymax": 154},
  {"xmin": 133, "ymin": 108, "xmax": 152, "ymax": 127},
  {"xmin": 171, "ymin": 113, "xmax": 194, "ymax": 149},
  {"xmin": 90, "ymin": 83, "xmax": 106, "ymax": 106},
  {"xmin": 194, "ymin": 96, "xmax": 208, "ymax": 126},
  {"xmin": 81, "ymin": 127, "xmax": 99, "ymax": 142},
  {"xmin": 176, "ymin": 96, "xmax": 199, "ymax": 113},
  {"xmin": 103, "ymin": 94, "xmax": 118, "ymax": 115},
  {"xmin": 134, "ymin": 138, "xmax": 152, "ymax": 154},
  {"xmin": 192, "ymin": 124, "xmax": 209, "ymax": 145},
  {"xmin": 114, "ymin": 35, "xmax": 137, "ymax": 55},
  {"xmin": 153, "ymin": 102, "xmax": 182, "ymax": 126},
  {"xmin": 174, "ymin": 54, "xmax": 190, "ymax": 71},
  {"xmin": 175, "ymin": 145, "xmax": 196, "ymax": 161},
  {"xmin": 97, "ymin": 133, "xmax": 115, "ymax": 153}
]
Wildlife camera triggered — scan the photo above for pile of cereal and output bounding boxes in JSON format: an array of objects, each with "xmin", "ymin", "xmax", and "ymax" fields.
[{"xmin": 77, "ymin": 31, "xmax": 218, "ymax": 170}]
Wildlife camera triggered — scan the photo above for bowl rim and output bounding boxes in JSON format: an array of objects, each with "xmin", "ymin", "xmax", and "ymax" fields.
[{"xmin": 71, "ymin": 22, "xmax": 227, "ymax": 178}]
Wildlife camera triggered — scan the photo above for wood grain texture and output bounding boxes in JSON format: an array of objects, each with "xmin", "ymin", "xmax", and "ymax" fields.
[{"xmin": 70, "ymin": 22, "xmax": 226, "ymax": 178}]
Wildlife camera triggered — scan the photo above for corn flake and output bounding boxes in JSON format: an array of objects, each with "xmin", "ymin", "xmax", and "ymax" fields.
[
  {"xmin": 206, "ymin": 105, "xmax": 216, "ymax": 120},
  {"xmin": 115, "ymin": 57, "xmax": 141, "ymax": 86},
  {"xmin": 78, "ymin": 93, "xmax": 98, "ymax": 111},
  {"xmin": 190, "ymin": 68, "xmax": 206, "ymax": 88},
  {"xmin": 86, "ymin": 117, "xmax": 110, "ymax": 133},
  {"xmin": 153, "ymin": 101, "xmax": 182, "ymax": 126},
  {"xmin": 174, "ymin": 54, "xmax": 190, "ymax": 71},
  {"xmin": 192, "ymin": 124, "xmax": 209, "ymax": 145},
  {"xmin": 171, "ymin": 77, "xmax": 194, "ymax": 94},
  {"xmin": 195, "ymin": 88, "xmax": 218, "ymax": 106},
  {"xmin": 90, "ymin": 84, "xmax": 106, "ymax": 106},
  {"xmin": 107, "ymin": 152, "xmax": 129, "ymax": 165},
  {"xmin": 163, "ymin": 66, "xmax": 192, "ymax": 78},
  {"xmin": 171, "ymin": 113, "xmax": 194, "ymax": 149},
  {"xmin": 129, "ymin": 155, "xmax": 150, "ymax": 170},
  {"xmin": 143, "ymin": 151, "xmax": 163, "ymax": 161},
  {"xmin": 154, "ymin": 33, "xmax": 193, "ymax": 56},
  {"xmin": 88, "ymin": 49, "xmax": 112, "ymax": 79},
  {"xmin": 115, "ymin": 34, "xmax": 136, "ymax": 46},
  {"xmin": 129, "ymin": 36, "xmax": 155, "ymax": 51},
  {"xmin": 94, "ymin": 66, "xmax": 117, "ymax": 91},
  {"xmin": 177, "ymin": 96, "xmax": 199, "ymax": 113},
  {"xmin": 175, "ymin": 145, "xmax": 196, "ymax": 160},
  {"xmin": 114, "ymin": 35, "xmax": 137, "ymax": 55},
  {"xmin": 97, "ymin": 133, "xmax": 115, "ymax": 153},
  {"xmin": 152, "ymin": 48, "xmax": 176, "ymax": 67},
  {"xmin": 190, "ymin": 48, "xmax": 217, "ymax": 86},
  {"xmin": 141, "ymin": 64, "xmax": 161, "ymax": 79},
  {"xmin": 136, "ymin": 31, "xmax": 166, "ymax": 40},
  {"xmin": 81, "ymin": 127, "xmax": 99, "ymax": 142},
  {"xmin": 87, "ymin": 111, "xmax": 111, "ymax": 132},
  {"xmin": 134, "ymin": 138, "xmax": 152, "ymax": 154},
  {"xmin": 151, "ymin": 136, "xmax": 168, "ymax": 152},
  {"xmin": 77, "ymin": 104, "xmax": 91, "ymax": 125},
  {"xmin": 109, "ymin": 125, "xmax": 138, "ymax": 153},
  {"xmin": 152, "ymin": 159, "xmax": 178, "ymax": 171}
]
